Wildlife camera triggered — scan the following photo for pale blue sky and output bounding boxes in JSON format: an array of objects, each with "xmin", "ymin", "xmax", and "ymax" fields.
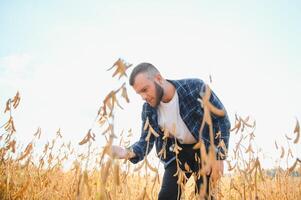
[
  {"xmin": 0, "ymin": 0, "xmax": 300, "ymax": 168},
  {"xmin": 1, "ymin": 1, "xmax": 301, "ymax": 57}
]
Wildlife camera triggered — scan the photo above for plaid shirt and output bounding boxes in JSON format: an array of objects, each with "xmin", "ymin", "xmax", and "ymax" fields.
[{"xmin": 129, "ymin": 78, "xmax": 231, "ymax": 167}]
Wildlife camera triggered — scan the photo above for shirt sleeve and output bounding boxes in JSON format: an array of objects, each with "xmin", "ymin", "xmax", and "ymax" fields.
[
  {"xmin": 197, "ymin": 79, "xmax": 231, "ymax": 160},
  {"xmin": 129, "ymin": 104, "xmax": 155, "ymax": 164}
]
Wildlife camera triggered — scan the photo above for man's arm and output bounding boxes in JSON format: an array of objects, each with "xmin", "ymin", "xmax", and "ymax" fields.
[
  {"xmin": 209, "ymin": 90, "xmax": 231, "ymax": 160},
  {"xmin": 128, "ymin": 104, "xmax": 156, "ymax": 163},
  {"xmin": 110, "ymin": 104, "xmax": 155, "ymax": 163},
  {"xmin": 196, "ymin": 80, "xmax": 230, "ymax": 180},
  {"xmin": 196, "ymin": 79, "xmax": 231, "ymax": 160}
]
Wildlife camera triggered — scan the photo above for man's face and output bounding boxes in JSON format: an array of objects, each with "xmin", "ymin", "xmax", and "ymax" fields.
[{"xmin": 132, "ymin": 73, "xmax": 164, "ymax": 108}]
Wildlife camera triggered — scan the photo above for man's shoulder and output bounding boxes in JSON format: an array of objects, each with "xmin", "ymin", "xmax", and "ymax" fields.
[
  {"xmin": 170, "ymin": 78, "xmax": 204, "ymax": 87},
  {"xmin": 169, "ymin": 78, "xmax": 205, "ymax": 96}
]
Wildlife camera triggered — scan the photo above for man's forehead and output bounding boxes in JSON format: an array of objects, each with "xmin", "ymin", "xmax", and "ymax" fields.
[
  {"xmin": 133, "ymin": 73, "xmax": 151, "ymax": 89},
  {"xmin": 136, "ymin": 72, "xmax": 149, "ymax": 79},
  {"xmin": 134, "ymin": 73, "xmax": 151, "ymax": 84}
]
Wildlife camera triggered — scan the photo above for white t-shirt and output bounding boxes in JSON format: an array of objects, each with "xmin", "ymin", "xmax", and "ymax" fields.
[{"xmin": 157, "ymin": 91, "xmax": 197, "ymax": 144}]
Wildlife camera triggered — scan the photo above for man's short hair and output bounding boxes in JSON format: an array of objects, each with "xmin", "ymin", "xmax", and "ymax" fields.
[{"xmin": 129, "ymin": 63, "xmax": 159, "ymax": 86}]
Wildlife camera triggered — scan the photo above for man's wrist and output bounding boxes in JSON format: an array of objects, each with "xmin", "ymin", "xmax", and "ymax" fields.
[{"xmin": 125, "ymin": 147, "xmax": 135, "ymax": 159}]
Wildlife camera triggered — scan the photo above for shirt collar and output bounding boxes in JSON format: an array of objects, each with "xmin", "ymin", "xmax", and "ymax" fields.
[{"xmin": 167, "ymin": 79, "xmax": 190, "ymax": 99}]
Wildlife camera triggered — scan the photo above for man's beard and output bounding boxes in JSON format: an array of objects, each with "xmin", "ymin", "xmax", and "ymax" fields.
[{"xmin": 153, "ymin": 82, "xmax": 164, "ymax": 108}]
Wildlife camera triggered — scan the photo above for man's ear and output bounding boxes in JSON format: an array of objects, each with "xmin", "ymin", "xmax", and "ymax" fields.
[{"xmin": 155, "ymin": 73, "xmax": 164, "ymax": 84}]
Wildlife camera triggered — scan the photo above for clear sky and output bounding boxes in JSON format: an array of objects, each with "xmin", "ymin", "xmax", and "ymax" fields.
[{"xmin": 0, "ymin": 0, "xmax": 300, "ymax": 168}]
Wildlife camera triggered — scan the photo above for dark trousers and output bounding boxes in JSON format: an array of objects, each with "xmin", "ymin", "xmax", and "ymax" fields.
[{"xmin": 158, "ymin": 143, "xmax": 213, "ymax": 200}]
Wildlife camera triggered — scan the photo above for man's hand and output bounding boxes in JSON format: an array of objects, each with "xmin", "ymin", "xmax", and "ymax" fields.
[
  {"xmin": 109, "ymin": 145, "xmax": 135, "ymax": 159},
  {"xmin": 206, "ymin": 160, "xmax": 224, "ymax": 182}
]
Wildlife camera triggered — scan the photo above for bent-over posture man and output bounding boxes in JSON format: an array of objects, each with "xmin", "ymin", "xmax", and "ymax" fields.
[{"xmin": 111, "ymin": 63, "xmax": 231, "ymax": 200}]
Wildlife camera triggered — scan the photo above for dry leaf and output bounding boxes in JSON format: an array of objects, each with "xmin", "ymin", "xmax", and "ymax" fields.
[
  {"xmin": 78, "ymin": 129, "xmax": 95, "ymax": 145},
  {"xmin": 280, "ymin": 146, "xmax": 285, "ymax": 158},
  {"xmin": 121, "ymin": 86, "xmax": 130, "ymax": 103},
  {"xmin": 107, "ymin": 58, "xmax": 132, "ymax": 79},
  {"xmin": 294, "ymin": 118, "xmax": 300, "ymax": 134},
  {"xmin": 12, "ymin": 91, "xmax": 21, "ymax": 109},
  {"xmin": 275, "ymin": 141, "xmax": 278, "ymax": 149}
]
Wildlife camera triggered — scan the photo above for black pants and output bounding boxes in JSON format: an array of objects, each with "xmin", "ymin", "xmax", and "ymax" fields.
[{"xmin": 158, "ymin": 143, "xmax": 213, "ymax": 200}]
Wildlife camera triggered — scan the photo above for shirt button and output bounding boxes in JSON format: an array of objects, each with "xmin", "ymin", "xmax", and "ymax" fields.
[{"xmin": 169, "ymin": 144, "xmax": 174, "ymax": 152}]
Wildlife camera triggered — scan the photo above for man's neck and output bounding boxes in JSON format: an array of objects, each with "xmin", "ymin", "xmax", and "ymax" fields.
[{"xmin": 161, "ymin": 81, "xmax": 176, "ymax": 103}]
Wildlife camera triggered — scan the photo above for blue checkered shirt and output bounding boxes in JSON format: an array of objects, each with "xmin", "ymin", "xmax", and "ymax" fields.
[{"xmin": 129, "ymin": 78, "xmax": 231, "ymax": 167}]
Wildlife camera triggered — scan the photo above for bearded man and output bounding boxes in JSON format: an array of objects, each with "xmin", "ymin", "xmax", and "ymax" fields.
[{"xmin": 110, "ymin": 63, "xmax": 231, "ymax": 200}]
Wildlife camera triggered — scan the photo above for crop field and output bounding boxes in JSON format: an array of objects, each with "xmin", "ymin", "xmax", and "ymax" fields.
[{"xmin": 1, "ymin": 59, "xmax": 300, "ymax": 200}]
